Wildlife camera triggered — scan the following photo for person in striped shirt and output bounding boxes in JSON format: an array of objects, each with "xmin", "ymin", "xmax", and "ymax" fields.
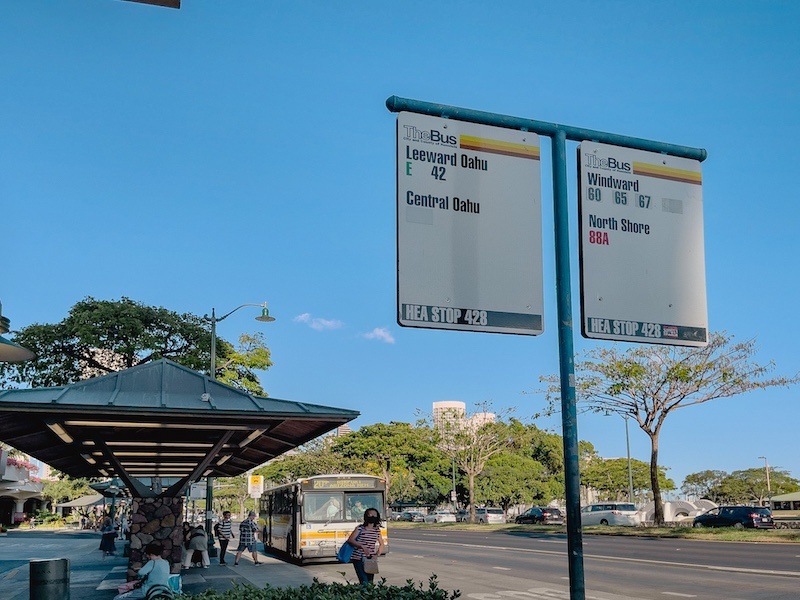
[
  {"xmin": 215, "ymin": 511, "xmax": 234, "ymax": 565},
  {"xmin": 346, "ymin": 507, "xmax": 385, "ymax": 584}
]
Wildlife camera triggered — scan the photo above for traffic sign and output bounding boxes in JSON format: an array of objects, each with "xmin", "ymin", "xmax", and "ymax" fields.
[
  {"xmin": 578, "ymin": 141, "xmax": 707, "ymax": 346},
  {"xmin": 248, "ymin": 474, "xmax": 263, "ymax": 498},
  {"xmin": 396, "ymin": 112, "xmax": 544, "ymax": 335},
  {"xmin": 189, "ymin": 482, "xmax": 206, "ymax": 500}
]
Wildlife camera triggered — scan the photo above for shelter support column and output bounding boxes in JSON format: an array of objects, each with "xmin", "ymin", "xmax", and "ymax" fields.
[{"xmin": 126, "ymin": 497, "xmax": 184, "ymax": 580}]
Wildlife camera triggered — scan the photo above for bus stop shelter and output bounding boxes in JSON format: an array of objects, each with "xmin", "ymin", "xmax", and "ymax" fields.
[
  {"xmin": 0, "ymin": 358, "xmax": 358, "ymax": 496},
  {"xmin": 0, "ymin": 358, "xmax": 359, "ymax": 577}
]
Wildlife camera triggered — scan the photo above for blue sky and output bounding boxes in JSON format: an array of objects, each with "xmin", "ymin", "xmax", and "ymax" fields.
[{"xmin": 3, "ymin": 0, "xmax": 798, "ymax": 492}]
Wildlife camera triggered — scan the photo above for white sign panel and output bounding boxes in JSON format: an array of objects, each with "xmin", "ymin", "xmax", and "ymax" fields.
[
  {"xmin": 396, "ymin": 112, "xmax": 544, "ymax": 335},
  {"xmin": 579, "ymin": 141, "xmax": 707, "ymax": 346},
  {"xmin": 189, "ymin": 482, "xmax": 206, "ymax": 500}
]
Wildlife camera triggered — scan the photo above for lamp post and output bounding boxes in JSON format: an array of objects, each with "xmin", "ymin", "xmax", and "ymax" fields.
[
  {"xmin": 451, "ymin": 457, "xmax": 457, "ymax": 513},
  {"xmin": 205, "ymin": 302, "xmax": 275, "ymax": 556},
  {"xmin": 758, "ymin": 456, "xmax": 771, "ymax": 506},
  {"xmin": 624, "ymin": 416, "xmax": 634, "ymax": 504}
]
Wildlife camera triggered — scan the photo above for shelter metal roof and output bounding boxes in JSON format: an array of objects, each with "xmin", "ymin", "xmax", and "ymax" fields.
[{"xmin": 0, "ymin": 359, "xmax": 358, "ymax": 497}]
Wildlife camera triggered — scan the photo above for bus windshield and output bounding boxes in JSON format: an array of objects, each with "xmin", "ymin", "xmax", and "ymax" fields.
[{"xmin": 303, "ymin": 491, "xmax": 385, "ymax": 523}]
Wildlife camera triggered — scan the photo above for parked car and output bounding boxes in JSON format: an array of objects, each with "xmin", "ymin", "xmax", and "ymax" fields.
[
  {"xmin": 389, "ymin": 511, "xmax": 403, "ymax": 521},
  {"xmin": 692, "ymin": 506, "xmax": 775, "ymax": 529},
  {"xmin": 515, "ymin": 506, "xmax": 565, "ymax": 525},
  {"xmin": 423, "ymin": 510, "xmax": 456, "ymax": 524},
  {"xmin": 397, "ymin": 511, "xmax": 425, "ymax": 522},
  {"xmin": 475, "ymin": 507, "xmax": 506, "ymax": 524},
  {"xmin": 455, "ymin": 509, "xmax": 469, "ymax": 522},
  {"xmin": 580, "ymin": 503, "xmax": 640, "ymax": 526}
]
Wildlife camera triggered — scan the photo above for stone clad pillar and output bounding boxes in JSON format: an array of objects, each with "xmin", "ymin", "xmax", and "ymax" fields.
[{"xmin": 126, "ymin": 497, "xmax": 184, "ymax": 579}]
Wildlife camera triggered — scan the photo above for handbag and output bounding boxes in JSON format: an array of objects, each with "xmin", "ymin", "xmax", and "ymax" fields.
[
  {"xmin": 363, "ymin": 557, "xmax": 379, "ymax": 574},
  {"xmin": 117, "ymin": 579, "xmax": 141, "ymax": 594},
  {"xmin": 336, "ymin": 540, "xmax": 354, "ymax": 563}
]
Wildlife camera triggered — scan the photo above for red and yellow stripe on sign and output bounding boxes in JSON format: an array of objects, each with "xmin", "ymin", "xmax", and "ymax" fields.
[
  {"xmin": 459, "ymin": 135, "xmax": 540, "ymax": 160},
  {"xmin": 633, "ymin": 162, "xmax": 702, "ymax": 185}
]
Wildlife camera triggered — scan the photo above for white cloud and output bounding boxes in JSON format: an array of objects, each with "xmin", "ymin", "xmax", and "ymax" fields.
[
  {"xmin": 361, "ymin": 327, "xmax": 395, "ymax": 344},
  {"xmin": 293, "ymin": 313, "xmax": 344, "ymax": 331}
]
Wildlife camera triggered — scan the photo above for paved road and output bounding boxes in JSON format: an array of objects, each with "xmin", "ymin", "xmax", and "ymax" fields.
[{"xmin": 387, "ymin": 528, "xmax": 800, "ymax": 599}]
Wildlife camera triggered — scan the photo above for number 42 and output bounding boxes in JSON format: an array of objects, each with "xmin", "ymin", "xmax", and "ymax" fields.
[{"xmin": 431, "ymin": 166, "xmax": 446, "ymax": 181}]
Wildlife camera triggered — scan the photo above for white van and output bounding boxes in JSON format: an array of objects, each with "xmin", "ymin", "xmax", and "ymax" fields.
[
  {"xmin": 580, "ymin": 503, "xmax": 639, "ymax": 526},
  {"xmin": 474, "ymin": 507, "xmax": 506, "ymax": 524}
]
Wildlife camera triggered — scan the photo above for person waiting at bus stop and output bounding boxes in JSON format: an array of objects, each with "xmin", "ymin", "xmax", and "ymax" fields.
[
  {"xmin": 182, "ymin": 524, "xmax": 210, "ymax": 569},
  {"xmin": 346, "ymin": 507, "xmax": 385, "ymax": 584},
  {"xmin": 233, "ymin": 511, "xmax": 261, "ymax": 566}
]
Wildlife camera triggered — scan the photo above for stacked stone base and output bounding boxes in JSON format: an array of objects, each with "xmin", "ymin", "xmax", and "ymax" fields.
[{"xmin": 126, "ymin": 497, "xmax": 184, "ymax": 579}]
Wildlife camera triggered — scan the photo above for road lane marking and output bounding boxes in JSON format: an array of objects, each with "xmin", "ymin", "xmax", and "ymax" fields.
[
  {"xmin": 662, "ymin": 593, "xmax": 696, "ymax": 598},
  {"xmin": 390, "ymin": 538, "xmax": 800, "ymax": 578},
  {"xmin": 492, "ymin": 566, "xmax": 512, "ymax": 570}
]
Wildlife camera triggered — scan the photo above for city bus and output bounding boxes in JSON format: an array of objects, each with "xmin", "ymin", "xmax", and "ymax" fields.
[{"xmin": 259, "ymin": 474, "xmax": 388, "ymax": 562}]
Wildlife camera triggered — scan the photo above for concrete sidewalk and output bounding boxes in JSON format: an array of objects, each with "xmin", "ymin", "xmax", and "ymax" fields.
[{"xmin": 0, "ymin": 528, "xmax": 322, "ymax": 599}]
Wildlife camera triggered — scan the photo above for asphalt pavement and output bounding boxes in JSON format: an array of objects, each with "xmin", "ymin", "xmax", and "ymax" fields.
[{"xmin": 0, "ymin": 528, "xmax": 321, "ymax": 600}]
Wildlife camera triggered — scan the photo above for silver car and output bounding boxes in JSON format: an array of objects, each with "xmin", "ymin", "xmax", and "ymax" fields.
[
  {"xmin": 423, "ymin": 510, "xmax": 457, "ymax": 524},
  {"xmin": 580, "ymin": 503, "xmax": 640, "ymax": 526}
]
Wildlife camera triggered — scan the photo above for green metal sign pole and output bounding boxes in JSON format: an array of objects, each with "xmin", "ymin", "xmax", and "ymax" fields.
[{"xmin": 386, "ymin": 95, "xmax": 706, "ymax": 600}]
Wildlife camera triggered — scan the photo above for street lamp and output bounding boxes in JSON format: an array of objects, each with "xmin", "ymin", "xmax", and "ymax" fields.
[
  {"xmin": 0, "ymin": 302, "xmax": 34, "ymax": 362},
  {"xmin": 204, "ymin": 301, "xmax": 275, "ymax": 555},
  {"xmin": 758, "ymin": 456, "xmax": 771, "ymax": 506},
  {"xmin": 208, "ymin": 302, "xmax": 275, "ymax": 376}
]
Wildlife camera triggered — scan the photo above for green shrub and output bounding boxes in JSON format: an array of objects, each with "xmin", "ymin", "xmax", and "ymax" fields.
[{"xmin": 184, "ymin": 575, "xmax": 460, "ymax": 600}]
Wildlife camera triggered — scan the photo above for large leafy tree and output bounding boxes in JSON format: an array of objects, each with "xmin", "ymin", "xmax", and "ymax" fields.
[
  {"xmin": 0, "ymin": 297, "xmax": 271, "ymax": 394},
  {"xmin": 681, "ymin": 470, "xmax": 729, "ymax": 503},
  {"xmin": 474, "ymin": 452, "xmax": 547, "ymax": 511},
  {"xmin": 717, "ymin": 468, "xmax": 800, "ymax": 505},
  {"xmin": 581, "ymin": 457, "xmax": 673, "ymax": 502},
  {"xmin": 258, "ymin": 438, "xmax": 360, "ymax": 485},
  {"xmin": 41, "ymin": 476, "xmax": 94, "ymax": 508},
  {"xmin": 542, "ymin": 332, "xmax": 797, "ymax": 525},
  {"xmin": 331, "ymin": 422, "xmax": 439, "ymax": 504}
]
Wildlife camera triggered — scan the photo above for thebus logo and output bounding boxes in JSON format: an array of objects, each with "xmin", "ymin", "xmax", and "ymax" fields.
[
  {"xmin": 584, "ymin": 153, "xmax": 631, "ymax": 173},
  {"xmin": 402, "ymin": 125, "xmax": 457, "ymax": 146}
]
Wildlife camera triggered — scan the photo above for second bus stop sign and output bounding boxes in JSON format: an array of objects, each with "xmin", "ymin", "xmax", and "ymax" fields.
[
  {"xmin": 579, "ymin": 141, "xmax": 708, "ymax": 346},
  {"xmin": 396, "ymin": 112, "xmax": 544, "ymax": 335}
]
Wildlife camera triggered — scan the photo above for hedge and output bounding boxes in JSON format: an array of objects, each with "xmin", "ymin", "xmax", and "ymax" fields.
[{"xmin": 183, "ymin": 575, "xmax": 460, "ymax": 600}]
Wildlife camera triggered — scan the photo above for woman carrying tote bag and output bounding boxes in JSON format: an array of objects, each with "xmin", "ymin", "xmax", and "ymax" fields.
[{"xmin": 345, "ymin": 507, "xmax": 385, "ymax": 584}]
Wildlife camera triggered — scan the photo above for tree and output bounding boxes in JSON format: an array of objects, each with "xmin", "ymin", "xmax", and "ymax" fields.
[
  {"xmin": 474, "ymin": 452, "xmax": 547, "ymax": 511},
  {"xmin": 433, "ymin": 403, "xmax": 515, "ymax": 522},
  {"xmin": 717, "ymin": 468, "xmax": 800, "ymax": 505},
  {"xmin": 214, "ymin": 332, "xmax": 272, "ymax": 395},
  {"xmin": 258, "ymin": 437, "xmax": 359, "ymax": 485},
  {"xmin": 0, "ymin": 297, "xmax": 271, "ymax": 393},
  {"xmin": 212, "ymin": 474, "xmax": 255, "ymax": 518},
  {"xmin": 681, "ymin": 470, "xmax": 729, "ymax": 503},
  {"xmin": 581, "ymin": 457, "xmax": 672, "ymax": 502},
  {"xmin": 41, "ymin": 476, "xmax": 94, "ymax": 509},
  {"xmin": 331, "ymin": 422, "xmax": 439, "ymax": 504},
  {"xmin": 542, "ymin": 332, "xmax": 797, "ymax": 525}
]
